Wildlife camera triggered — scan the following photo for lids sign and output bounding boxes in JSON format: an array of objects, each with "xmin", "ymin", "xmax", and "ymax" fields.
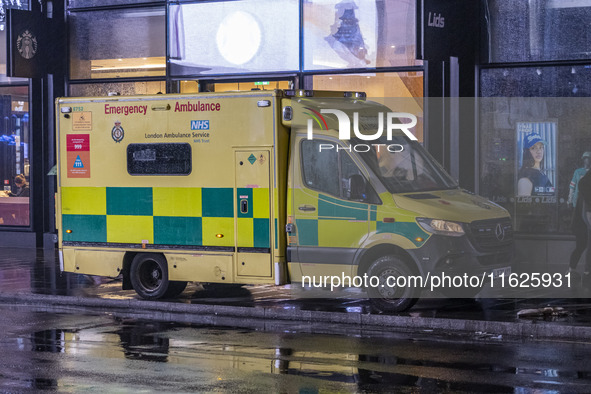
[{"xmin": 66, "ymin": 134, "xmax": 90, "ymax": 178}]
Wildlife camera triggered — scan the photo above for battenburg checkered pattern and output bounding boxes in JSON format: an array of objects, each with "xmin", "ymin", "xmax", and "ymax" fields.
[
  {"xmin": 61, "ymin": 187, "xmax": 270, "ymax": 248},
  {"xmin": 294, "ymin": 194, "xmax": 428, "ymax": 248}
]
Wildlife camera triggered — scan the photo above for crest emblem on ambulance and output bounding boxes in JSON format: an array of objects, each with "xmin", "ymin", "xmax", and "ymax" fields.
[{"xmin": 111, "ymin": 120, "xmax": 124, "ymax": 143}]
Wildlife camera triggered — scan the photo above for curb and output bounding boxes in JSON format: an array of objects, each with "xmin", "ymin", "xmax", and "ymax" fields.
[{"xmin": 1, "ymin": 292, "xmax": 589, "ymax": 341}]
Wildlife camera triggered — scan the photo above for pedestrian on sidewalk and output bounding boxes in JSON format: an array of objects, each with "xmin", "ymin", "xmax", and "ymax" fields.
[
  {"xmin": 576, "ymin": 170, "xmax": 591, "ymax": 286},
  {"xmin": 568, "ymin": 152, "xmax": 591, "ymax": 272},
  {"xmin": 568, "ymin": 152, "xmax": 591, "ymax": 208}
]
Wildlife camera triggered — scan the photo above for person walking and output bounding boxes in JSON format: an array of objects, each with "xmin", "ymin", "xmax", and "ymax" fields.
[
  {"xmin": 577, "ymin": 170, "xmax": 591, "ymax": 286},
  {"xmin": 568, "ymin": 152, "xmax": 591, "ymax": 272}
]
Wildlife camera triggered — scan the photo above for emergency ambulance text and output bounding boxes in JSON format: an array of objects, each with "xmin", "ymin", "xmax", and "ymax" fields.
[
  {"xmin": 175, "ymin": 101, "xmax": 221, "ymax": 112},
  {"xmin": 104, "ymin": 104, "xmax": 147, "ymax": 116}
]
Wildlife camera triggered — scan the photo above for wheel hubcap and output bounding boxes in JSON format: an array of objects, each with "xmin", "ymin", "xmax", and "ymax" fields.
[
  {"xmin": 377, "ymin": 268, "xmax": 404, "ymax": 299},
  {"xmin": 139, "ymin": 260, "xmax": 162, "ymax": 292}
]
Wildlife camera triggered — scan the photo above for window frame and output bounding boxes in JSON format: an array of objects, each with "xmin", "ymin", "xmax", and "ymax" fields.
[
  {"xmin": 300, "ymin": 138, "xmax": 380, "ymax": 204},
  {"xmin": 127, "ymin": 142, "xmax": 192, "ymax": 176}
]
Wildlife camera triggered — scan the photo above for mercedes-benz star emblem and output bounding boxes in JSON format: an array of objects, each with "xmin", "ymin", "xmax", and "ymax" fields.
[{"xmin": 495, "ymin": 223, "xmax": 505, "ymax": 241}]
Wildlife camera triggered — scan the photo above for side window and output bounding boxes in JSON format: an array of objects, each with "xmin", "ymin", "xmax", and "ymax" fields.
[
  {"xmin": 301, "ymin": 139, "xmax": 379, "ymax": 203},
  {"xmin": 301, "ymin": 140, "xmax": 340, "ymax": 196},
  {"xmin": 127, "ymin": 143, "xmax": 192, "ymax": 175}
]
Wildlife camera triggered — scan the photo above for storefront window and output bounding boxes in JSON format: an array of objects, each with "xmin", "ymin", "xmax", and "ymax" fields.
[
  {"xmin": 0, "ymin": 85, "xmax": 30, "ymax": 226},
  {"xmin": 487, "ymin": 0, "xmax": 591, "ymax": 63},
  {"xmin": 69, "ymin": 81, "xmax": 166, "ymax": 97},
  {"xmin": 480, "ymin": 66, "xmax": 591, "ymax": 234},
  {"xmin": 0, "ymin": 1, "xmax": 30, "ymax": 84},
  {"xmin": 169, "ymin": 0, "xmax": 299, "ymax": 77},
  {"xmin": 69, "ymin": 7, "xmax": 165, "ymax": 79},
  {"xmin": 68, "ymin": 0, "xmax": 159, "ymax": 7},
  {"xmin": 209, "ymin": 80, "xmax": 292, "ymax": 93},
  {"xmin": 304, "ymin": 0, "xmax": 421, "ymax": 70}
]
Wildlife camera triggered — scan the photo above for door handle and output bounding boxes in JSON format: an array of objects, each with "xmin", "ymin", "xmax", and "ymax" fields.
[{"xmin": 298, "ymin": 205, "xmax": 316, "ymax": 212}]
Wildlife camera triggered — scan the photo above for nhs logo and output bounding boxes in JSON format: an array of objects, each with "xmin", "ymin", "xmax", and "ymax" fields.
[{"xmin": 191, "ymin": 120, "xmax": 210, "ymax": 130}]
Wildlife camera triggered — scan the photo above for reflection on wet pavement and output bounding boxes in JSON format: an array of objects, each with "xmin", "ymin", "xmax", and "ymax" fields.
[
  {"xmin": 1, "ymin": 306, "xmax": 589, "ymax": 393},
  {"xmin": 3, "ymin": 247, "xmax": 591, "ymax": 325}
]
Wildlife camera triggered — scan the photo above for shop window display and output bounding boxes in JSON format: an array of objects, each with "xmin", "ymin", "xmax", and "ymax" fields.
[
  {"xmin": 69, "ymin": 81, "xmax": 166, "ymax": 97},
  {"xmin": 303, "ymin": 0, "xmax": 421, "ymax": 70},
  {"xmin": 480, "ymin": 66, "xmax": 591, "ymax": 234},
  {"xmin": 0, "ymin": 86, "xmax": 30, "ymax": 226},
  {"xmin": 169, "ymin": 0, "xmax": 298, "ymax": 76},
  {"xmin": 69, "ymin": 7, "xmax": 165, "ymax": 79}
]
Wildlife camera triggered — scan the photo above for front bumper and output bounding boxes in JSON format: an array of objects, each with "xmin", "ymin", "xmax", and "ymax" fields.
[{"xmin": 408, "ymin": 233, "xmax": 514, "ymax": 278}]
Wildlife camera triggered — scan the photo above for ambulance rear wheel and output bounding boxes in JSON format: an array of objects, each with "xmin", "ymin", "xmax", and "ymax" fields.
[
  {"xmin": 366, "ymin": 255, "xmax": 419, "ymax": 313},
  {"xmin": 130, "ymin": 253, "xmax": 178, "ymax": 300}
]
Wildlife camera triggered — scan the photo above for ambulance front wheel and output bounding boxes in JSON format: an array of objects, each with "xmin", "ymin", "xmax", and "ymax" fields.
[
  {"xmin": 365, "ymin": 255, "xmax": 419, "ymax": 313},
  {"xmin": 130, "ymin": 253, "xmax": 187, "ymax": 300}
]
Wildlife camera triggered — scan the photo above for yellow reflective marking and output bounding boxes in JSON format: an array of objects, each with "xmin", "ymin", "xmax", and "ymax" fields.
[
  {"xmin": 153, "ymin": 187, "xmax": 202, "ymax": 217},
  {"xmin": 107, "ymin": 215, "xmax": 153, "ymax": 244},
  {"xmin": 237, "ymin": 217, "xmax": 254, "ymax": 247},
  {"xmin": 202, "ymin": 217, "xmax": 234, "ymax": 246},
  {"xmin": 61, "ymin": 187, "xmax": 106, "ymax": 215},
  {"xmin": 252, "ymin": 188, "xmax": 270, "ymax": 218}
]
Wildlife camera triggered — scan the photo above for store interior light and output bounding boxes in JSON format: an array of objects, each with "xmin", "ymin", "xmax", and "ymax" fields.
[{"xmin": 92, "ymin": 64, "xmax": 165, "ymax": 71}]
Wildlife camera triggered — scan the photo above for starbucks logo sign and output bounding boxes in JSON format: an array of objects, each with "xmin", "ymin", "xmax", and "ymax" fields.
[{"xmin": 16, "ymin": 30, "xmax": 37, "ymax": 59}]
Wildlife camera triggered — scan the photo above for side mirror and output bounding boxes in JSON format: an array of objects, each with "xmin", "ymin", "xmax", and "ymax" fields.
[{"xmin": 348, "ymin": 174, "xmax": 367, "ymax": 201}]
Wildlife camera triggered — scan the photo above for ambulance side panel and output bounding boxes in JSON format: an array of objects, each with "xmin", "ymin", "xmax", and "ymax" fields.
[{"xmin": 56, "ymin": 92, "xmax": 287, "ymax": 285}]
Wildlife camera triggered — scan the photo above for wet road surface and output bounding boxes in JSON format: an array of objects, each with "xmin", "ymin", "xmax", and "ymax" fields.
[
  {"xmin": 3, "ymin": 247, "xmax": 591, "ymax": 326},
  {"xmin": 1, "ymin": 303, "xmax": 591, "ymax": 393}
]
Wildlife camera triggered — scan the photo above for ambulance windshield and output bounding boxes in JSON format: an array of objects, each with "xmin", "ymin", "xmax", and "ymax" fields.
[{"xmin": 353, "ymin": 135, "xmax": 458, "ymax": 193}]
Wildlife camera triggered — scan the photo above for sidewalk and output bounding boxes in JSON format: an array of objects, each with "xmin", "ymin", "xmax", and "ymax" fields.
[{"xmin": 1, "ymin": 247, "xmax": 591, "ymax": 341}]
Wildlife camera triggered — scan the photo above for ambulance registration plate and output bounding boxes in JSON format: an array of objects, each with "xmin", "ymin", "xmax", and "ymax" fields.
[{"xmin": 492, "ymin": 266, "xmax": 511, "ymax": 279}]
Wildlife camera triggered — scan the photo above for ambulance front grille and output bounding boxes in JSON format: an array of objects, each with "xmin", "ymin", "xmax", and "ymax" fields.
[{"xmin": 467, "ymin": 218, "xmax": 514, "ymax": 253}]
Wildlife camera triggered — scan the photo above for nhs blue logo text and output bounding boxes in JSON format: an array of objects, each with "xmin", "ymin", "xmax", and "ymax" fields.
[{"xmin": 191, "ymin": 120, "xmax": 210, "ymax": 130}]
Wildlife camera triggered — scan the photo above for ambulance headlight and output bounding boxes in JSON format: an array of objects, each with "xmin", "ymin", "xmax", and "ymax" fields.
[{"xmin": 417, "ymin": 218, "xmax": 465, "ymax": 237}]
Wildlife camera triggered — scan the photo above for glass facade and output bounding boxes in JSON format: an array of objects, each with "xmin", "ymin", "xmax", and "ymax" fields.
[
  {"xmin": 69, "ymin": 7, "xmax": 165, "ymax": 79},
  {"xmin": 303, "ymin": 0, "xmax": 421, "ymax": 70},
  {"xmin": 169, "ymin": 0, "xmax": 299, "ymax": 76},
  {"xmin": 480, "ymin": 67, "xmax": 591, "ymax": 234},
  {"xmin": 481, "ymin": 0, "xmax": 591, "ymax": 236},
  {"xmin": 487, "ymin": 0, "xmax": 591, "ymax": 63},
  {"xmin": 0, "ymin": 86, "xmax": 30, "ymax": 226},
  {"xmin": 68, "ymin": 0, "xmax": 160, "ymax": 7},
  {"xmin": 0, "ymin": 2, "xmax": 31, "ymax": 228},
  {"xmin": 69, "ymin": 81, "xmax": 166, "ymax": 97},
  {"xmin": 313, "ymin": 72, "xmax": 424, "ymax": 141}
]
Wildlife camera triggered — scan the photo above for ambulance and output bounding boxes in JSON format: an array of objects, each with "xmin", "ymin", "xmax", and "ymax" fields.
[{"xmin": 55, "ymin": 90, "xmax": 513, "ymax": 312}]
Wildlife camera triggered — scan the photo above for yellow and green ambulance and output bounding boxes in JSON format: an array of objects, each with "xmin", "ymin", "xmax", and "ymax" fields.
[{"xmin": 56, "ymin": 90, "xmax": 513, "ymax": 312}]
